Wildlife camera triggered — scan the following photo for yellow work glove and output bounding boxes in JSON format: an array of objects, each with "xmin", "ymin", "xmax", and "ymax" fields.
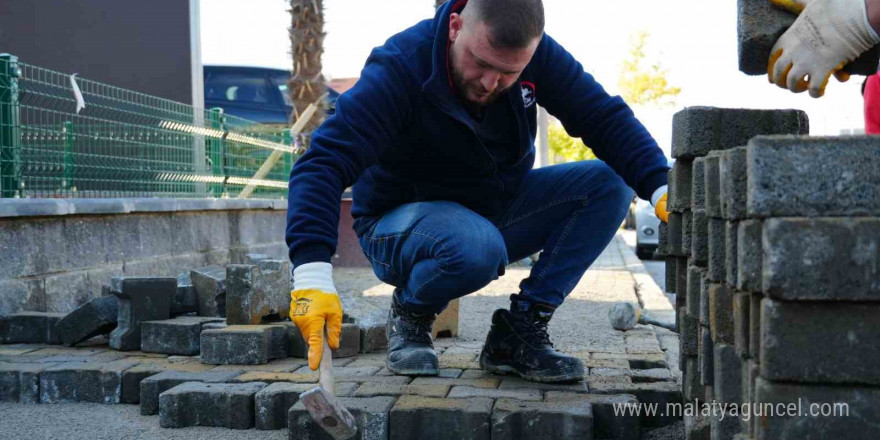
[
  {"xmin": 769, "ymin": 0, "xmax": 810, "ymax": 14},
  {"xmin": 654, "ymin": 193, "xmax": 669, "ymax": 224},
  {"xmin": 290, "ymin": 262, "xmax": 343, "ymax": 370},
  {"xmin": 768, "ymin": 0, "xmax": 880, "ymax": 98},
  {"xmin": 651, "ymin": 186, "xmax": 669, "ymax": 224}
]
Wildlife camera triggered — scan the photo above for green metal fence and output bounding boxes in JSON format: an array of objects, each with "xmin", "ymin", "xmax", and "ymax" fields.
[{"xmin": 0, "ymin": 53, "xmax": 302, "ymax": 199}]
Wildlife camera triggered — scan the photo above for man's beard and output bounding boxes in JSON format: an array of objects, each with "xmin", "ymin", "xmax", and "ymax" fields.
[{"xmin": 451, "ymin": 63, "xmax": 512, "ymax": 115}]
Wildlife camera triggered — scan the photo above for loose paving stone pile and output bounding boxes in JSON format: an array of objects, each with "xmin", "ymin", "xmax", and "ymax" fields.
[{"xmin": 665, "ymin": 107, "xmax": 880, "ymax": 440}]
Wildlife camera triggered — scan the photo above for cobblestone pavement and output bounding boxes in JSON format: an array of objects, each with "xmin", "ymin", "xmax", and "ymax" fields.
[{"xmin": 0, "ymin": 231, "xmax": 680, "ymax": 439}]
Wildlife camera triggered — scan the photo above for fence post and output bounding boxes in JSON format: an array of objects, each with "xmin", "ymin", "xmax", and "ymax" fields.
[
  {"xmin": 207, "ymin": 107, "xmax": 226, "ymax": 197},
  {"xmin": 0, "ymin": 54, "xmax": 22, "ymax": 198},
  {"xmin": 62, "ymin": 120, "xmax": 76, "ymax": 192}
]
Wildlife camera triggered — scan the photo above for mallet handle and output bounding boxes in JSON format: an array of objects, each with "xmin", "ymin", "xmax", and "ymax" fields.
[{"xmin": 319, "ymin": 328, "xmax": 334, "ymax": 394}]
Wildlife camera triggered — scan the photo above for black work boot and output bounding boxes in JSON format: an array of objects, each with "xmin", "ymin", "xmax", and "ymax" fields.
[
  {"xmin": 479, "ymin": 295, "xmax": 585, "ymax": 383},
  {"xmin": 386, "ymin": 291, "xmax": 439, "ymax": 376}
]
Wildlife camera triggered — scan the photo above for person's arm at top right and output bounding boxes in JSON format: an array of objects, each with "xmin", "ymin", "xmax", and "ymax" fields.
[{"xmin": 287, "ymin": 46, "xmax": 416, "ymax": 370}]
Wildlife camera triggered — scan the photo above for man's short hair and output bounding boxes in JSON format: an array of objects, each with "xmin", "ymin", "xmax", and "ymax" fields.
[{"xmin": 465, "ymin": 0, "xmax": 545, "ymax": 49}]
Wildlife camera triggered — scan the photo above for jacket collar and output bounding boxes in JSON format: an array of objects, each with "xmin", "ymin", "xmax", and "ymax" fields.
[{"xmin": 423, "ymin": 0, "xmax": 469, "ymax": 116}]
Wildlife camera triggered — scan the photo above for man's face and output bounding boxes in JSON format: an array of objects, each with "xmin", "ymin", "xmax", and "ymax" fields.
[{"xmin": 448, "ymin": 13, "xmax": 540, "ymax": 108}]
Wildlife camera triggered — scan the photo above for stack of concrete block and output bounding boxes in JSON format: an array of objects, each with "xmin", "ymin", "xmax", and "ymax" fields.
[
  {"xmin": 730, "ymin": 135, "xmax": 880, "ymax": 440},
  {"xmin": 664, "ymin": 107, "xmax": 810, "ymax": 440}
]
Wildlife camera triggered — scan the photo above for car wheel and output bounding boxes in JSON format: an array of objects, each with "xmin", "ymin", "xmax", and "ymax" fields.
[{"xmin": 636, "ymin": 245, "xmax": 653, "ymax": 260}]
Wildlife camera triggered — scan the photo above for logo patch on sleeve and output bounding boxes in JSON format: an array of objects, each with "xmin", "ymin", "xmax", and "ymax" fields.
[{"xmin": 520, "ymin": 81, "xmax": 536, "ymax": 108}]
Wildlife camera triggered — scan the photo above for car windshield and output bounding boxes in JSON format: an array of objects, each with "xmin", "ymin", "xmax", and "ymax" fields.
[{"xmin": 271, "ymin": 74, "xmax": 293, "ymax": 107}]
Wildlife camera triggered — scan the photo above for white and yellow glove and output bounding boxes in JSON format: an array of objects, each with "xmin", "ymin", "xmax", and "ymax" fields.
[
  {"xmin": 651, "ymin": 185, "xmax": 669, "ymax": 224},
  {"xmin": 768, "ymin": 0, "xmax": 880, "ymax": 98},
  {"xmin": 290, "ymin": 262, "xmax": 343, "ymax": 370}
]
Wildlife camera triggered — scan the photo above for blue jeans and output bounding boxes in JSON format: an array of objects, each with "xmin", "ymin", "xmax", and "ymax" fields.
[{"xmin": 354, "ymin": 161, "xmax": 634, "ymax": 315}]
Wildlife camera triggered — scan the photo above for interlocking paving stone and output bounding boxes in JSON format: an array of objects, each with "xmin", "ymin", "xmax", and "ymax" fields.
[
  {"xmin": 700, "ymin": 327, "xmax": 714, "ymax": 387},
  {"xmin": 590, "ymin": 368, "xmax": 671, "ymax": 383},
  {"xmin": 200, "ymin": 324, "xmax": 289, "ymax": 365},
  {"xmin": 713, "ymin": 344, "xmax": 741, "ymax": 405},
  {"xmin": 437, "ymin": 352, "xmax": 480, "ymax": 370},
  {"xmin": 691, "ymin": 209, "xmax": 708, "ymax": 267},
  {"xmin": 120, "ymin": 359, "xmax": 213, "ymax": 404},
  {"xmin": 686, "ymin": 266, "xmax": 705, "ymax": 318},
  {"xmin": 683, "ymin": 356, "xmax": 701, "ymax": 403},
  {"xmin": 498, "ymin": 377, "xmax": 590, "ymax": 393},
  {"xmin": 709, "ymin": 283, "xmax": 734, "ymax": 345},
  {"xmin": 736, "ymin": 219, "xmax": 762, "ymax": 292},
  {"xmin": 718, "ymin": 147, "xmax": 747, "ymax": 221},
  {"xmin": 139, "ymin": 370, "xmax": 244, "ymax": 415},
  {"xmin": 671, "ymin": 107, "xmax": 809, "ymax": 158},
  {"xmin": 354, "ymin": 382, "xmax": 451, "ymax": 398},
  {"xmin": 231, "ymin": 370, "xmax": 412, "ymax": 385},
  {"xmin": 390, "ymin": 395, "xmax": 493, "ymax": 440},
  {"xmin": 290, "ymin": 396, "xmax": 397, "ymax": 440},
  {"xmin": 0, "ymin": 362, "xmax": 57, "ymax": 403},
  {"xmin": 447, "ymin": 385, "xmax": 542, "ymax": 401},
  {"xmin": 159, "ymin": 381, "xmax": 267, "ymax": 429},
  {"xmin": 760, "ymin": 298, "xmax": 880, "ymax": 385},
  {"xmin": 0, "ymin": 312, "xmax": 65, "ymax": 344},
  {"xmin": 707, "ymin": 218, "xmax": 726, "ymax": 282},
  {"xmin": 747, "ymin": 135, "xmax": 880, "ymax": 217},
  {"xmin": 53, "ymin": 296, "xmax": 118, "ymax": 347},
  {"xmin": 668, "ymin": 160, "xmax": 693, "ymax": 212},
  {"xmin": 290, "ymin": 322, "xmax": 360, "ymax": 359},
  {"xmin": 225, "ymin": 260, "xmax": 290, "ymax": 325},
  {"xmin": 591, "ymin": 352, "xmax": 668, "ymax": 370},
  {"xmin": 140, "ymin": 316, "xmax": 224, "ymax": 356},
  {"xmin": 691, "ymin": 157, "xmax": 706, "ymax": 211},
  {"xmin": 108, "ymin": 277, "xmax": 174, "ymax": 351},
  {"xmin": 763, "ymin": 217, "xmax": 880, "ymax": 300},
  {"xmin": 191, "ymin": 265, "xmax": 227, "ymax": 317},
  {"xmin": 39, "ymin": 359, "xmax": 139, "ymax": 404},
  {"xmin": 172, "ymin": 272, "xmax": 198, "ymax": 316},
  {"xmin": 545, "ymin": 392, "xmax": 641, "ymax": 440},
  {"xmin": 588, "ymin": 381, "xmax": 681, "ymax": 428},
  {"xmin": 732, "ymin": 291, "xmax": 750, "ymax": 359},
  {"xmin": 255, "ymin": 382, "xmax": 357, "ymax": 430},
  {"xmin": 338, "ymin": 292, "xmax": 390, "ymax": 353},
  {"xmin": 749, "ymin": 292, "xmax": 762, "ymax": 361},
  {"xmin": 409, "ymin": 377, "xmax": 500, "ymax": 389},
  {"xmin": 704, "ymin": 152, "xmax": 722, "ymax": 218},
  {"xmin": 492, "ymin": 398, "xmax": 593, "ymax": 440},
  {"xmin": 664, "ymin": 256, "xmax": 677, "ymax": 295}
]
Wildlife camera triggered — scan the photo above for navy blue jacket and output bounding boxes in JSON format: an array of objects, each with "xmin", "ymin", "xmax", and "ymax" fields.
[{"xmin": 286, "ymin": 0, "xmax": 670, "ymax": 267}]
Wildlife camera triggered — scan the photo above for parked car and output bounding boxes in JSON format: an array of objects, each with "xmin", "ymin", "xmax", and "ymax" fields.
[
  {"xmin": 633, "ymin": 158, "xmax": 675, "ymax": 260},
  {"xmin": 204, "ymin": 65, "xmax": 339, "ymax": 125}
]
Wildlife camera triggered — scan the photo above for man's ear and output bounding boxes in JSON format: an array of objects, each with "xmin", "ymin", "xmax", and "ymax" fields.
[{"xmin": 449, "ymin": 12, "xmax": 463, "ymax": 43}]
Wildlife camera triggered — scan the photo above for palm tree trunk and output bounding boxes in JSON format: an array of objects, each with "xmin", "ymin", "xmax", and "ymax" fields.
[{"xmin": 289, "ymin": 0, "xmax": 327, "ymax": 146}]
